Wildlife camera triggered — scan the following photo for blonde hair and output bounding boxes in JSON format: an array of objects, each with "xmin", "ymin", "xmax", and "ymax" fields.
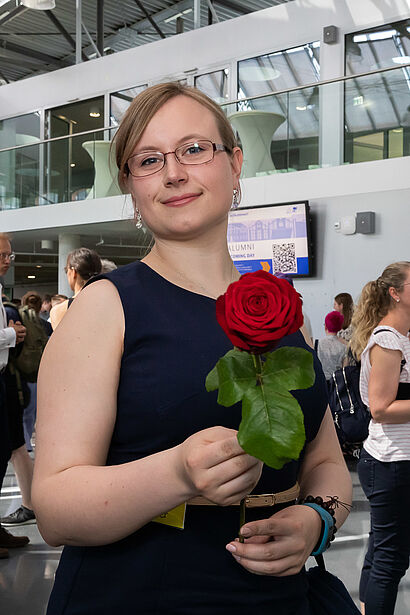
[
  {"xmin": 112, "ymin": 82, "xmax": 238, "ymax": 193},
  {"xmin": 350, "ymin": 261, "xmax": 410, "ymax": 360}
]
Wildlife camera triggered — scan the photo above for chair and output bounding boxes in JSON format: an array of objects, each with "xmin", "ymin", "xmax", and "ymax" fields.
[
  {"xmin": 228, "ymin": 111, "xmax": 285, "ymax": 178},
  {"xmin": 82, "ymin": 140, "xmax": 121, "ymax": 199}
]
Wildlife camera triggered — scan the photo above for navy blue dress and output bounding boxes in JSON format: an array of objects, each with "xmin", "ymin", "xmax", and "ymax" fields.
[{"xmin": 47, "ymin": 261, "xmax": 328, "ymax": 615}]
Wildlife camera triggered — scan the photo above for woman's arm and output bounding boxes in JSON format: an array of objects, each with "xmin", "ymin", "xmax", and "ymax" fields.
[
  {"xmin": 368, "ymin": 345, "xmax": 410, "ymax": 423},
  {"xmin": 225, "ymin": 409, "xmax": 352, "ymax": 576},
  {"xmin": 32, "ymin": 280, "xmax": 262, "ymax": 547}
]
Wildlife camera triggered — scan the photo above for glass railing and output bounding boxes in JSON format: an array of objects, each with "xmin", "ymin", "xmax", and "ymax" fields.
[
  {"xmin": 221, "ymin": 64, "xmax": 410, "ymax": 177},
  {"xmin": 0, "ymin": 65, "xmax": 409, "ymax": 210}
]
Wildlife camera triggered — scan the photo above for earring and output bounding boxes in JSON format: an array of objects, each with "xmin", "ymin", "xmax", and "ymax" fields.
[
  {"xmin": 135, "ymin": 209, "xmax": 143, "ymax": 229},
  {"xmin": 396, "ymin": 298, "xmax": 400, "ymax": 303},
  {"xmin": 231, "ymin": 189, "xmax": 239, "ymax": 210}
]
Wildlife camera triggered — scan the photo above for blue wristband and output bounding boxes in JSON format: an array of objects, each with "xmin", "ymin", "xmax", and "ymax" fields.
[{"xmin": 301, "ymin": 502, "xmax": 335, "ymax": 556}]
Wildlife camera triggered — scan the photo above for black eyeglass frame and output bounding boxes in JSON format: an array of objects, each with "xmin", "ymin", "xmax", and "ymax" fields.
[{"xmin": 125, "ymin": 140, "xmax": 229, "ymax": 178}]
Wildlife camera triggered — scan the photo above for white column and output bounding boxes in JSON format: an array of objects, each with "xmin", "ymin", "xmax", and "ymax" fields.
[
  {"xmin": 194, "ymin": 0, "xmax": 201, "ymax": 29},
  {"xmin": 58, "ymin": 234, "xmax": 81, "ymax": 296},
  {"xmin": 319, "ymin": 32, "xmax": 344, "ymax": 168}
]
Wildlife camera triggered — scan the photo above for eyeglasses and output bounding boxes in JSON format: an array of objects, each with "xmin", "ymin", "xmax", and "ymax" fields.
[
  {"xmin": 64, "ymin": 266, "xmax": 73, "ymax": 274},
  {"xmin": 126, "ymin": 140, "xmax": 228, "ymax": 178},
  {"xmin": 0, "ymin": 252, "xmax": 15, "ymax": 262}
]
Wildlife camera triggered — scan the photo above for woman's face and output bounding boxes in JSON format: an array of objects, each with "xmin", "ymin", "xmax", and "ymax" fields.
[
  {"xmin": 394, "ymin": 268, "xmax": 410, "ymax": 311},
  {"xmin": 333, "ymin": 300, "xmax": 343, "ymax": 313},
  {"xmin": 66, "ymin": 262, "xmax": 75, "ymax": 291},
  {"xmin": 127, "ymin": 95, "xmax": 242, "ymax": 241}
]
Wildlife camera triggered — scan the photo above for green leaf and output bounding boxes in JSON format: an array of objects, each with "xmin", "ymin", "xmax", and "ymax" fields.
[
  {"xmin": 263, "ymin": 347, "xmax": 316, "ymax": 391},
  {"xmin": 206, "ymin": 345, "xmax": 315, "ymax": 469},
  {"xmin": 237, "ymin": 382, "xmax": 306, "ymax": 469},
  {"xmin": 205, "ymin": 364, "xmax": 219, "ymax": 392},
  {"xmin": 205, "ymin": 348, "xmax": 256, "ymax": 407}
]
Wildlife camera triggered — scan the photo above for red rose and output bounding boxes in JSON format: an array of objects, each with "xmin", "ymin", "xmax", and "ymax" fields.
[{"xmin": 215, "ymin": 270, "xmax": 303, "ymax": 354}]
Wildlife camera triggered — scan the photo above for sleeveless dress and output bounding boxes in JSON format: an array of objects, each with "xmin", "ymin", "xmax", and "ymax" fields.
[{"xmin": 46, "ymin": 261, "xmax": 328, "ymax": 615}]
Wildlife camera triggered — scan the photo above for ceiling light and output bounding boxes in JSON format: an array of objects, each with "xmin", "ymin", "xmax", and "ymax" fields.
[
  {"xmin": 392, "ymin": 56, "xmax": 410, "ymax": 64},
  {"xmin": 296, "ymin": 105, "xmax": 307, "ymax": 111},
  {"xmin": 27, "ymin": 275, "xmax": 36, "ymax": 279},
  {"xmin": 36, "ymin": 265, "xmax": 42, "ymax": 268},
  {"xmin": 89, "ymin": 106, "xmax": 101, "ymax": 118},
  {"xmin": 353, "ymin": 95, "xmax": 364, "ymax": 106},
  {"xmin": 21, "ymin": 0, "xmax": 56, "ymax": 9},
  {"xmin": 70, "ymin": 163, "xmax": 76, "ymax": 167}
]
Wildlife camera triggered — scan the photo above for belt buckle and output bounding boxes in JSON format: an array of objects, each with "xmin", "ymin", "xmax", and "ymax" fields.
[{"xmin": 245, "ymin": 494, "xmax": 276, "ymax": 508}]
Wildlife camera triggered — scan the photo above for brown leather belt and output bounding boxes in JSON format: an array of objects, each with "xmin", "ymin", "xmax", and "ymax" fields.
[{"xmin": 187, "ymin": 482, "xmax": 300, "ymax": 508}]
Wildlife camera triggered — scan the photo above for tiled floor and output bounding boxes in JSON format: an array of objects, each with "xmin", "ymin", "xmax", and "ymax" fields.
[{"xmin": 1, "ymin": 459, "xmax": 409, "ymax": 615}]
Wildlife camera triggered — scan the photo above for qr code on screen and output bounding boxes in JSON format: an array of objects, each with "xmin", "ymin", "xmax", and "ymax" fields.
[{"xmin": 272, "ymin": 243, "xmax": 297, "ymax": 274}]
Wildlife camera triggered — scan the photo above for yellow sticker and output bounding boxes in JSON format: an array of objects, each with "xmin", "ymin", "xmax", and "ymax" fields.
[{"xmin": 152, "ymin": 503, "xmax": 186, "ymax": 529}]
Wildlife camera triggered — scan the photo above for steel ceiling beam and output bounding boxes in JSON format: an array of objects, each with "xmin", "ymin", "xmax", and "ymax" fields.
[
  {"xmin": 213, "ymin": 0, "xmax": 253, "ymax": 15},
  {"xmin": 0, "ymin": 38, "xmax": 70, "ymax": 67},
  {"xmin": 97, "ymin": 0, "xmax": 104, "ymax": 55},
  {"xmin": 0, "ymin": 4, "xmax": 28, "ymax": 28},
  {"xmin": 133, "ymin": 0, "xmax": 166, "ymax": 40},
  {"xmin": 81, "ymin": 0, "xmax": 192, "ymax": 55},
  {"xmin": 44, "ymin": 9, "xmax": 88, "ymax": 62}
]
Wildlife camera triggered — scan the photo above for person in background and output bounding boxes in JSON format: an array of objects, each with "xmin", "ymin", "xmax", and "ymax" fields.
[
  {"xmin": 100, "ymin": 258, "xmax": 117, "ymax": 274},
  {"xmin": 350, "ymin": 261, "xmax": 410, "ymax": 615},
  {"xmin": 0, "ymin": 233, "xmax": 29, "ymax": 558},
  {"xmin": 33, "ymin": 82, "xmax": 352, "ymax": 615},
  {"xmin": 50, "ymin": 248, "xmax": 102, "ymax": 330},
  {"xmin": 334, "ymin": 292, "xmax": 354, "ymax": 344},
  {"xmin": 40, "ymin": 294, "xmax": 52, "ymax": 321},
  {"xmin": 50, "ymin": 294, "xmax": 68, "ymax": 308},
  {"xmin": 1, "ymin": 290, "xmax": 49, "ymax": 527},
  {"xmin": 316, "ymin": 311, "xmax": 346, "ymax": 382}
]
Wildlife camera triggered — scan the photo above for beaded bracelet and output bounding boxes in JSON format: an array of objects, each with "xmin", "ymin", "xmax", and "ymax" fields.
[{"xmin": 299, "ymin": 495, "xmax": 351, "ymax": 556}]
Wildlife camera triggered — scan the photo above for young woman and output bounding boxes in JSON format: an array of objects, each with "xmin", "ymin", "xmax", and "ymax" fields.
[
  {"xmin": 334, "ymin": 292, "xmax": 354, "ymax": 343},
  {"xmin": 350, "ymin": 262, "xmax": 410, "ymax": 615},
  {"xmin": 49, "ymin": 248, "xmax": 101, "ymax": 330},
  {"xmin": 33, "ymin": 83, "xmax": 352, "ymax": 615}
]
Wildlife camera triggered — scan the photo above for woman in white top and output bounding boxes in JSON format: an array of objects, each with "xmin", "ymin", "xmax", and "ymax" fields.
[{"xmin": 350, "ymin": 261, "xmax": 410, "ymax": 615}]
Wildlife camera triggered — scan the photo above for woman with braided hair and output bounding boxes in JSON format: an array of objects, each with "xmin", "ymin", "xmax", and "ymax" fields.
[{"xmin": 350, "ymin": 261, "xmax": 410, "ymax": 615}]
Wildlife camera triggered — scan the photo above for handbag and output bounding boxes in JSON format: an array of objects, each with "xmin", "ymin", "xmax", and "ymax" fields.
[
  {"xmin": 327, "ymin": 363, "xmax": 370, "ymax": 444},
  {"xmin": 306, "ymin": 557, "xmax": 360, "ymax": 614}
]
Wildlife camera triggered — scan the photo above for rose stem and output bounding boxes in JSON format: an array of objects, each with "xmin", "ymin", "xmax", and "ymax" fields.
[
  {"xmin": 251, "ymin": 354, "xmax": 263, "ymax": 385},
  {"xmin": 238, "ymin": 354, "xmax": 263, "ymax": 542},
  {"xmin": 239, "ymin": 498, "xmax": 246, "ymax": 543}
]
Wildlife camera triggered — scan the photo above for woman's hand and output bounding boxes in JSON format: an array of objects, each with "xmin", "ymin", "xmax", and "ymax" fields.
[
  {"xmin": 225, "ymin": 504, "xmax": 322, "ymax": 576},
  {"xmin": 178, "ymin": 426, "xmax": 263, "ymax": 505}
]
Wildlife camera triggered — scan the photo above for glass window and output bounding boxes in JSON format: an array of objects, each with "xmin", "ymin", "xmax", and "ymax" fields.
[
  {"xmin": 235, "ymin": 43, "xmax": 320, "ymax": 173},
  {"xmin": 345, "ymin": 19, "xmax": 410, "ymax": 75},
  {"xmin": 195, "ymin": 69, "xmax": 229, "ymax": 103},
  {"xmin": 110, "ymin": 84, "xmax": 147, "ymax": 126},
  {"xmin": 345, "ymin": 19, "xmax": 410, "ymax": 163},
  {"xmin": 46, "ymin": 96, "xmax": 105, "ymax": 203},
  {"xmin": 0, "ymin": 112, "xmax": 41, "ymax": 210}
]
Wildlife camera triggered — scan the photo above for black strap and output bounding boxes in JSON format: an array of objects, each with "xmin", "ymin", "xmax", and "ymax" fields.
[
  {"xmin": 314, "ymin": 339, "xmax": 319, "ymax": 352},
  {"xmin": 67, "ymin": 297, "xmax": 75, "ymax": 309}
]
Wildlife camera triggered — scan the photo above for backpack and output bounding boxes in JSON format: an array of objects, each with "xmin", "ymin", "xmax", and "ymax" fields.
[
  {"xmin": 13, "ymin": 305, "xmax": 49, "ymax": 383},
  {"xmin": 328, "ymin": 328, "xmax": 407, "ymax": 444},
  {"xmin": 327, "ymin": 363, "xmax": 370, "ymax": 445}
]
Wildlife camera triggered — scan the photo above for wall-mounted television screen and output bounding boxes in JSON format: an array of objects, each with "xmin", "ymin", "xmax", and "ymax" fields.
[{"xmin": 227, "ymin": 201, "xmax": 312, "ymax": 277}]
